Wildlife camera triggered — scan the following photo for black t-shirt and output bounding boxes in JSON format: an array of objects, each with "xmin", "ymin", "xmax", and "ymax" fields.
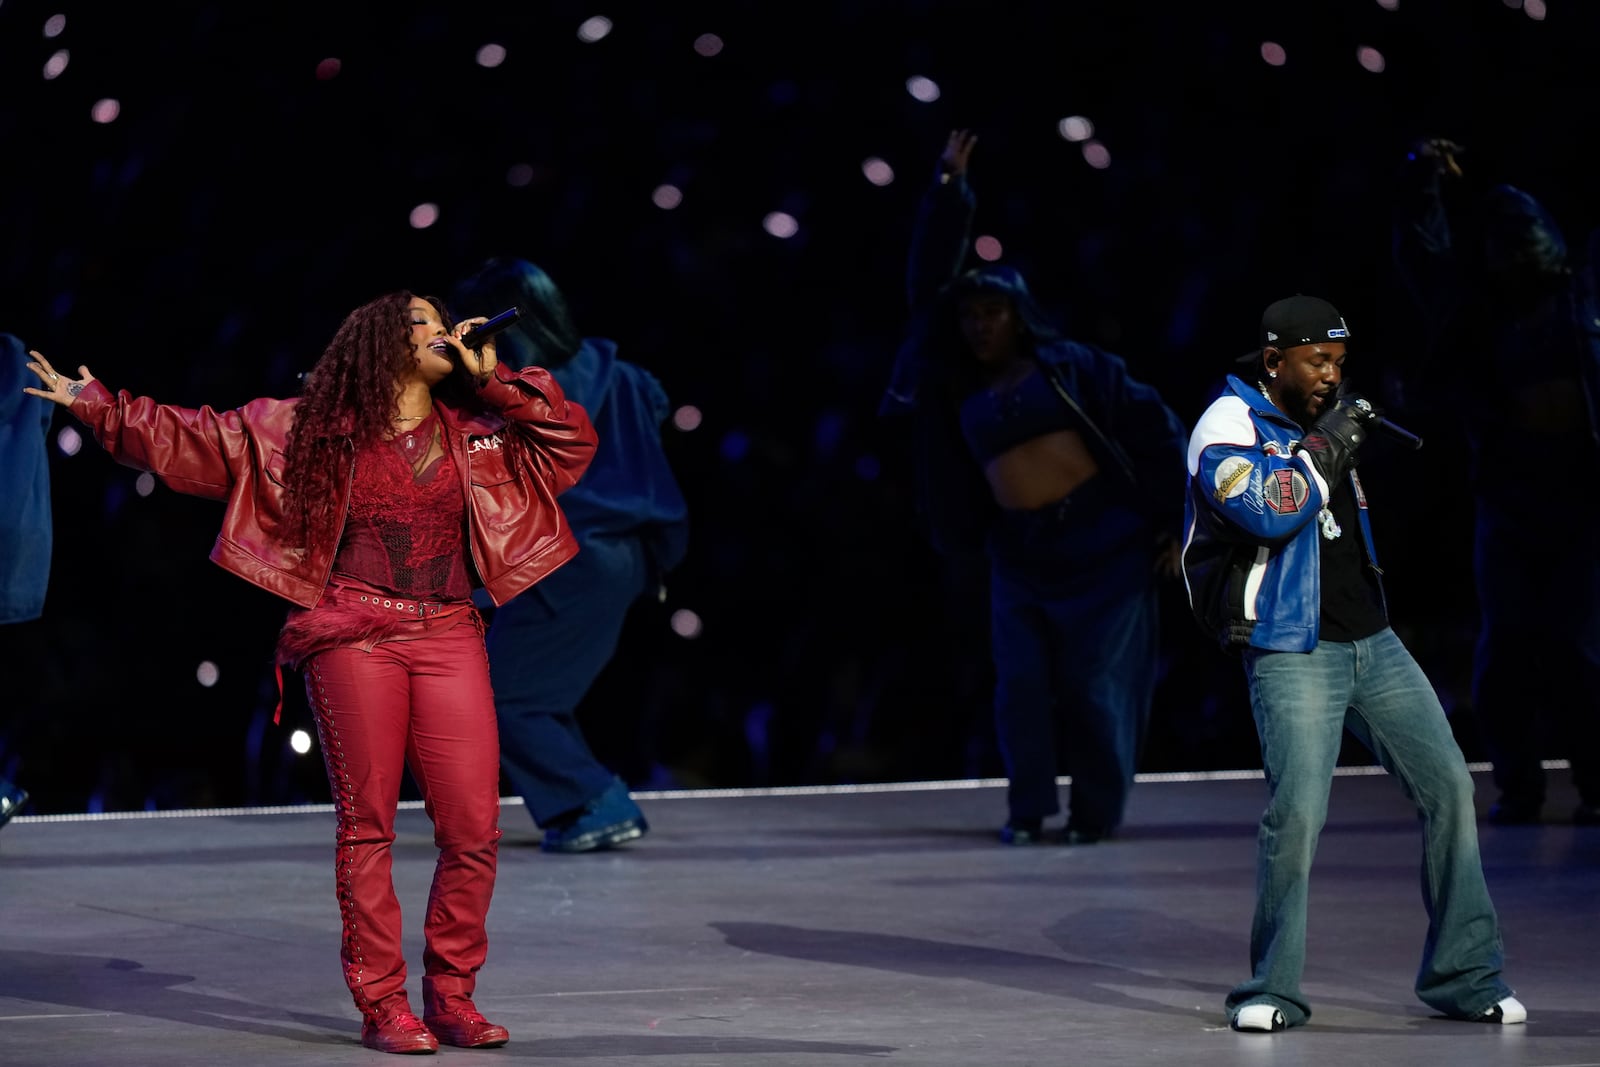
[{"xmin": 1318, "ymin": 474, "xmax": 1388, "ymax": 642}]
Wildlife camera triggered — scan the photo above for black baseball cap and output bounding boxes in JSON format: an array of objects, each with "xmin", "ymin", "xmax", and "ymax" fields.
[{"xmin": 1235, "ymin": 294, "xmax": 1352, "ymax": 365}]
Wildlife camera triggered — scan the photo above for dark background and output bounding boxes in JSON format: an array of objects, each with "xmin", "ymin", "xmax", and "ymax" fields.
[{"xmin": 2, "ymin": 0, "xmax": 1593, "ymax": 814}]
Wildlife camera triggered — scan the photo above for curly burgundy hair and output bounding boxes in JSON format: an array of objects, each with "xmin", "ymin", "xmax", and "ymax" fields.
[{"xmin": 280, "ymin": 290, "xmax": 473, "ymax": 548}]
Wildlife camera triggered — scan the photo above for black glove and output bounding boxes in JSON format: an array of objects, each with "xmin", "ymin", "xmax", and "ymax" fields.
[{"xmin": 1296, "ymin": 389, "xmax": 1378, "ymax": 487}]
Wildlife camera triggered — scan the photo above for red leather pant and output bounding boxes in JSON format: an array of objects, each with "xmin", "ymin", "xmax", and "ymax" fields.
[{"xmin": 303, "ymin": 613, "xmax": 502, "ymax": 1021}]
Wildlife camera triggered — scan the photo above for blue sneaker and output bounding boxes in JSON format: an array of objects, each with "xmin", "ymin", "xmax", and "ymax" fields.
[
  {"xmin": 539, "ymin": 777, "xmax": 649, "ymax": 853},
  {"xmin": 0, "ymin": 782, "xmax": 28, "ymax": 830}
]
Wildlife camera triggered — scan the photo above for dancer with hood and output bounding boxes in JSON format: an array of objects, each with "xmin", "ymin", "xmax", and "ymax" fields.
[
  {"xmin": 882, "ymin": 129, "xmax": 1189, "ymax": 845},
  {"xmin": 1392, "ymin": 138, "xmax": 1600, "ymax": 826},
  {"xmin": 450, "ymin": 258, "xmax": 689, "ymax": 853}
]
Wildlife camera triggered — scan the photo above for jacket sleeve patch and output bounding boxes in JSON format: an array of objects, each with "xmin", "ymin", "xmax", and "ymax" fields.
[
  {"xmin": 1265, "ymin": 468, "xmax": 1309, "ymax": 514},
  {"xmin": 1213, "ymin": 456, "xmax": 1254, "ymax": 502}
]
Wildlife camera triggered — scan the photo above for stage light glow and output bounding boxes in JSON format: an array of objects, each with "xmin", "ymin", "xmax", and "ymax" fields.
[
  {"xmin": 476, "ymin": 43, "xmax": 507, "ymax": 68},
  {"xmin": 315, "ymin": 57, "xmax": 341, "ymax": 80},
  {"xmin": 905, "ymin": 75, "xmax": 940, "ymax": 102},
  {"xmin": 135, "ymin": 472, "xmax": 155, "ymax": 497},
  {"xmin": 1083, "ymin": 141, "xmax": 1112, "ymax": 169},
  {"xmin": 1261, "ymin": 41, "xmax": 1287, "ymax": 66},
  {"xmin": 652, "ymin": 183, "xmax": 683, "ymax": 209},
  {"xmin": 694, "ymin": 33, "xmax": 723, "ymax": 56},
  {"xmin": 290, "ymin": 730, "xmax": 313, "ymax": 755},
  {"xmin": 578, "ymin": 15, "xmax": 612, "ymax": 43},
  {"xmin": 672, "ymin": 405, "xmax": 703, "ymax": 431},
  {"xmin": 507, "ymin": 163, "xmax": 535, "ymax": 187},
  {"xmin": 1057, "ymin": 116, "xmax": 1094, "ymax": 142},
  {"xmin": 1375, "ymin": 0, "xmax": 1399, "ymax": 9},
  {"xmin": 91, "ymin": 98, "xmax": 121, "ymax": 123},
  {"xmin": 43, "ymin": 49, "xmax": 68, "ymax": 79},
  {"xmin": 974, "ymin": 235, "xmax": 1003, "ymax": 261},
  {"xmin": 43, "ymin": 13, "xmax": 65, "ymax": 37},
  {"xmin": 56, "ymin": 425, "xmax": 83, "ymax": 456},
  {"xmin": 1524, "ymin": 0, "xmax": 1545, "ymax": 17},
  {"xmin": 196, "ymin": 661, "xmax": 220, "ymax": 687},
  {"xmin": 763, "ymin": 211, "xmax": 799, "ymax": 239},
  {"xmin": 409, "ymin": 202, "xmax": 440, "ymax": 229},
  {"xmin": 1357, "ymin": 45, "xmax": 1386, "ymax": 72},
  {"xmin": 862, "ymin": 157, "xmax": 894, "ymax": 186},
  {"xmin": 670, "ymin": 609, "xmax": 703, "ymax": 639}
]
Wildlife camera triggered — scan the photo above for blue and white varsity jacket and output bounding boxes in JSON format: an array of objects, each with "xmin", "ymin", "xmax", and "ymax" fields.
[{"xmin": 1181, "ymin": 374, "xmax": 1385, "ymax": 653}]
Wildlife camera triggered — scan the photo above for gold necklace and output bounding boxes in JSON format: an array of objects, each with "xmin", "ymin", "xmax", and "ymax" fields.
[{"xmin": 395, "ymin": 415, "xmax": 426, "ymax": 422}]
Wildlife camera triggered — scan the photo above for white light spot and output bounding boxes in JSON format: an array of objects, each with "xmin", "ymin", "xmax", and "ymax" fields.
[
  {"xmin": 670, "ymin": 608, "xmax": 703, "ymax": 639},
  {"xmin": 43, "ymin": 49, "xmax": 69, "ymax": 79},
  {"xmin": 1357, "ymin": 45, "xmax": 1386, "ymax": 73},
  {"xmin": 315, "ymin": 57, "xmax": 341, "ymax": 80},
  {"xmin": 1261, "ymin": 41, "xmax": 1287, "ymax": 66},
  {"xmin": 1082, "ymin": 140, "xmax": 1112, "ymax": 169},
  {"xmin": 55, "ymin": 425, "xmax": 83, "ymax": 456},
  {"xmin": 1500, "ymin": 0, "xmax": 1522, "ymax": 8},
  {"xmin": 506, "ymin": 163, "xmax": 535, "ymax": 187},
  {"xmin": 1524, "ymin": 0, "xmax": 1545, "ymax": 17},
  {"xmin": 578, "ymin": 15, "xmax": 612, "ymax": 43},
  {"xmin": 1375, "ymin": 0, "xmax": 1399, "ymax": 9},
  {"xmin": 91, "ymin": 98, "xmax": 121, "ymax": 124},
  {"xmin": 43, "ymin": 13, "xmax": 66, "ymax": 38},
  {"xmin": 135, "ymin": 472, "xmax": 156, "ymax": 497},
  {"xmin": 409, "ymin": 202, "xmax": 440, "ymax": 229},
  {"xmin": 672, "ymin": 405, "xmax": 702, "ymax": 431},
  {"xmin": 1057, "ymin": 115, "xmax": 1094, "ymax": 142},
  {"xmin": 693, "ymin": 33, "xmax": 723, "ymax": 57},
  {"xmin": 476, "ymin": 43, "xmax": 507, "ymax": 68},
  {"xmin": 861, "ymin": 157, "xmax": 895, "ymax": 186},
  {"xmin": 652, "ymin": 183, "xmax": 683, "ymax": 209},
  {"xmin": 905, "ymin": 75, "xmax": 940, "ymax": 103},
  {"xmin": 974, "ymin": 235, "xmax": 1003, "ymax": 261},
  {"xmin": 290, "ymin": 729, "xmax": 313, "ymax": 755},
  {"xmin": 763, "ymin": 211, "xmax": 799, "ymax": 239},
  {"xmin": 196, "ymin": 660, "xmax": 220, "ymax": 687}
]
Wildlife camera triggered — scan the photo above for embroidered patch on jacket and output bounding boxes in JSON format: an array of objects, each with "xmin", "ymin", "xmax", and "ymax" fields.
[
  {"xmin": 1213, "ymin": 456, "xmax": 1254, "ymax": 502},
  {"xmin": 1265, "ymin": 468, "xmax": 1309, "ymax": 514}
]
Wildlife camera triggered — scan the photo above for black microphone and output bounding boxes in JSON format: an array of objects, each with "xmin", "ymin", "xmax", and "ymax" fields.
[
  {"xmin": 1352, "ymin": 398, "xmax": 1424, "ymax": 451},
  {"xmin": 459, "ymin": 305, "xmax": 524, "ymax": 349}
]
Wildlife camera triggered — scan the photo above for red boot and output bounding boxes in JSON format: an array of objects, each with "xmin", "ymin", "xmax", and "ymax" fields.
[
  {"xmin": 423, "ymin": 1004, "xmax": 509, "ymax": 1048},
  {"xmin": 361, "ymin": 1006, "xmax": 439, "ymax": 1055}
]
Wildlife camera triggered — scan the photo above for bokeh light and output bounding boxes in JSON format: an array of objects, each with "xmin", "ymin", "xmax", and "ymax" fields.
[
  {"xmin": 672, "ymin": 405, "xmax": 703, "ymax": 431},
  {"xmin": 763, "ymin": 211, "xmax": 799, "ymax": 239},
  {"xmin": 694, "ymin": 33, "xmax": 723, "ymax": 56},
  {"xmin": 861, "ymin": 157, "xmax": 894, "ymax": 186},
  {"xmin": 506, "ymin": 163, "xmax": 535, "ymax": 187},
  {"xmin": 91, "ymin": 98, "xmax": 121, "ymax": 124},
  {"xmin": 1525, "ymin": 0, "xmax": 1546, "ymax": 17},
  {"xmin": 974, "ymin": 235, "xmax": 1003, "ymax": 261},
  {"xmin": 1261, "ymin": 41, "xmax": 1287, "ymax": 66},
  {"xmin": 578, "ymin": 15, "xmax": 612, "ymax": 43},
  {"xmin": 476, "ymin": 43, "xmax": 507, "ymax": 68},
  {"xmin": 1357, "ymin": 45, "xmax": 1386, "ymax": 73},
  {"xmin": 55, "ymin": 425, "xmax": 83, "ymax": 456},
  {"xmin": 43, "ymin": 49, "xmax": 68, "ymax": 79},
  {"xmin": 135, "ymin": 472, "xmax": 155, "ymax": 497},
  {"xmin": 652, "ymin": 183, "xmax": 683, "ymax": 209},
  {"xmin": 315, "ymin": 57, "xmax": 341, "ymax": 80},
  {"xmin": 1375, "ymin": 0, "xmax": 1399, "ymax": 9},
  {"xmin": 289, "ymin": 730, "xmax": 313, "ymax": 755},
  {"xmin": 905, "ymin": 75, "xmax": 940, "ymax": 102},
  {"xmin": 43, "ymin": 13, "xmax": 65, "ymax": 37},
  {"xmin": 196, "ymin": 661, "xmax": 220, "ymax": 688},
  {"xmin": 670, "ymin": 609, "xmax": 704, "ymax": 639},
  {"xmin": 1082, "ymin": 140, "xmax": 1112, "ymax": 169},
  {"xmin": 409, "ymin": 202, "xmax": 440, "ymax": 229},
  {"xmin": 1057, "ymin": 116, "xmax": 1094, "ymax": 142}
]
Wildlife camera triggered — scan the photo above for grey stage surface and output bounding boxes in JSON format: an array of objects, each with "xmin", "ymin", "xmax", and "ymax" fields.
[{"xmin": 1, "ymin": 768, "xmax": 1596, "ymax": 1067}]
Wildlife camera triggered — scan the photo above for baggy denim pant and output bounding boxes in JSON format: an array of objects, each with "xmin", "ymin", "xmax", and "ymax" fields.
[{"xmin": 1226, "ymin": 628, "xmax": 1513, "ymax": 1026}]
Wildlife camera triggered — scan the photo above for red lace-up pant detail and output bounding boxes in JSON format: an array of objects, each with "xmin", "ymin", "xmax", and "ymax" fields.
[{"xmin": 304, "ymin": 614, "xmax": 502, "ymax": 1022}]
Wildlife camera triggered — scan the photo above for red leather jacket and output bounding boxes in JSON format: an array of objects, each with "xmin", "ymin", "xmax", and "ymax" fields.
[{"xmin": 68, "ymin": 363, "xmax": 597, "ymax": 608}]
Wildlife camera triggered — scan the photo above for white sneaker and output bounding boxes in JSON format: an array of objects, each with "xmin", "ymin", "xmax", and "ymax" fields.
[
  {"xmin": 1231, "ymin": 1003, "xmax": 1287, "ymax": 1032},
  {"xmin": 1479, "ymin": 996, "xmax": 1527, "ymax": 1025}
]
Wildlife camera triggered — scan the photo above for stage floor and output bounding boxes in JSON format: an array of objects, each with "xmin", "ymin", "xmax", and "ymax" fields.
[{"xmin": 2, "ymin": 767, "xmax": 1596, "ymax": 1067}]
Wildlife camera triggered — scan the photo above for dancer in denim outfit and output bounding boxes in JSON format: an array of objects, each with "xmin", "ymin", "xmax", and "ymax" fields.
[{"xmin": 1182, "ymin": 294, "xmax": 1525, "ymax": 1032}]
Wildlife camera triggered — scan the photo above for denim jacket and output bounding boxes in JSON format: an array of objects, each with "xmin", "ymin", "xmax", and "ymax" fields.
[{"xmin": 1182, "ymin": 375, "xmax": 1384, "ymax": 652}]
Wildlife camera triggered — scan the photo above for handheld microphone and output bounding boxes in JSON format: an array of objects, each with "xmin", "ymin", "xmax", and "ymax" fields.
[
  {"xmin": 459, "ymin": 306, "xmax": 524, "ymax": 349},
  {"xmin": 1352, "ymin": 398, "xmax": 1424, "ymax": 451}
]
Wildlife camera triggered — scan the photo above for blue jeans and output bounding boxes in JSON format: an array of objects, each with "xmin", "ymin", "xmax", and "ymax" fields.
[{"xmin": 1226, "ymin": 629, "xmax": 1512, "ymax": 1026}]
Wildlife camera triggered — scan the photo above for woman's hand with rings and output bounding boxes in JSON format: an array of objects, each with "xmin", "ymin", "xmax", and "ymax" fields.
[{"xmin": 21, "ymin": 351, "xmax": 96, "ymax": 406}]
